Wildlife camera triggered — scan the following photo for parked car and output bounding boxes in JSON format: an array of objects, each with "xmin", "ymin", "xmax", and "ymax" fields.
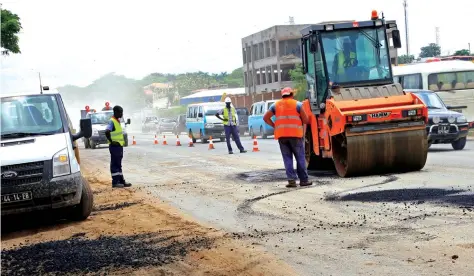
[
  {"xmin": 157, "ymin": 118, "xmax": 177, "ymax": 134},
  {"xmin": 141, "ymin": 116, "xmax": 159, "ymax": 133},
  {"xmin": 236, "ymin": 107, "xmax": 249, "ymax": 136},
  {"xmin": 174, "ymin": 114, "xmax": 186, "ymax": 135},
  {"xmin": 408, "ymin": 89, "xmax": 469, "ymax": 150},
  {"xmin": 248, "ymin": 100, "xmax": 276, "ymax": 139}
]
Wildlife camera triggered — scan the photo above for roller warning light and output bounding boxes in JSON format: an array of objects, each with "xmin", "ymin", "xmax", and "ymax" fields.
[{"xmin": 371, "ymin": 10, "xmax": 378, "ymax": 20}]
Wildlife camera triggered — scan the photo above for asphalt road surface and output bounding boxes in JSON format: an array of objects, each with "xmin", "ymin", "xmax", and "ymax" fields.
[{"xmin": 75, "ymin": 131, "xmax": 474, "ymax": 276}]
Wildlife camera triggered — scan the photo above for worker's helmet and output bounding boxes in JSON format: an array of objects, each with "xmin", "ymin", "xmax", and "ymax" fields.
[
  {"xmin": 281, "ymin": 87, "xmax": 293, "ymax": 97},
  {"xmin": 224, "ymin": 97, "xmax": 232, "ymax": 103}
]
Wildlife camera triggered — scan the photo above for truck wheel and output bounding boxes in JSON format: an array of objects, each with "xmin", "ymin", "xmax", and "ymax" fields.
[
  {"xmin": 451, "ymin": 137, "xmax": 466, "ymax": 150},
  {"xmin": 70, "ymin": 176, "xmax": 94, "ymax": 221},
  {"xmin": 200, "ymin": 130, "xmax": 208, "ymax": 144},
  {"xmin": 90, "ymin": 140, "xmax": 97, "ymax": 149},
  {"xmin": 124, "ymin": 138, "xmax": 129, "ymax": 147},
  {"xmin": 84, "ymin": 138, "xmax": 90, "ymax": 149},
  {"xmin": 260, "ymin": 126, "xmax": 267, "ymax": 139}
]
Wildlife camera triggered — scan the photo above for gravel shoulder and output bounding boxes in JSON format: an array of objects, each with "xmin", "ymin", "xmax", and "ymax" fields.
[{"xmin": 1, "ymin": 161, "xmax": 297, "ymax": 276}]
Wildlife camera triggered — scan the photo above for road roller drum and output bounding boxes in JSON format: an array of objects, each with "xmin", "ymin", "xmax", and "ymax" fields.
[{"xmin": 332, "ymin": 129, "xmax": 428, "ymax": 177}]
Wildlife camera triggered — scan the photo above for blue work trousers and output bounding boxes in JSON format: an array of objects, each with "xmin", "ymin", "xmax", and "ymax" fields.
[
  {"xmin": 224, "ymin": 125, "xmax": 244, "ymax": 152},
  {"xmin": 109, "ymin": 145, "xmax": 125, "ymax": 184},
  {"xmin": 278, "ymin": 137, "xmax": 308, "ymax": 182}
]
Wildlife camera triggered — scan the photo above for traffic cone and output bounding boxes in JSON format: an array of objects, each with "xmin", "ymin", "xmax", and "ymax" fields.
[
  {"xmin": 132, "ymin": 136, "xmax": 136, "ymax": 145},
  {"xmin": 162, "ymin": 135, "xmax": 167, "ymax": 145},
  {"xmin": 176, "ymin": 135, "xmax": 181, "ymax": 146},
  {"xmin": 208, "ymin": 136, "xmax": 215, "ymax": 150},
  {"xmin": 252, "ymin": 136, "xmax": 260, "ymax": 152},
  {"xmin": 188, "ymin": 135, "xmax": 194, "ymax": 147},
  {"xmin": 154, "ymin": 135, "xmax": 159, "ymax": 145}
]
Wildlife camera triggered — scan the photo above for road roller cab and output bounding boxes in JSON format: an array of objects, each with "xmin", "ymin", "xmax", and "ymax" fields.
[{"xmin": 300, "ymin": 11, "xmax": 429, "ymax": 177}]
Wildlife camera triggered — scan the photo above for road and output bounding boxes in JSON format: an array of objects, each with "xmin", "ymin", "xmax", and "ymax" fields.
[
  {"xmin": 2, "ymin": 132, "xmax": 473, "ymax": 275},
  {"xmin": 86, "ymin": 132, "xmax": 474, "ymax": 275}
]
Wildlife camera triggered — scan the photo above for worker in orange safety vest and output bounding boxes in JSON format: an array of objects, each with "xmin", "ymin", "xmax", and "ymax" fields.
[{"xmin": 263, "ymin": 87, "xmax": 313, "ymax": 188}]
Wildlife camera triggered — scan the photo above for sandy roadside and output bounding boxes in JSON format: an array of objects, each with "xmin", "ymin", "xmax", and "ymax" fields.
[{"xmin": 1, "ymin": 162, "xmax": 298, "ymax": 276}]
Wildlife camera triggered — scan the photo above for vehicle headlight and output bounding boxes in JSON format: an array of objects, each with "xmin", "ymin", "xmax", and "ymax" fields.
[
  {"xmin": 457, "ymin": 116, "xmax": 467, "ymax": 123},
  {"xmin": 432, "ymin": 116, "xmax": 441, "ymax": 124},
  {"xmin": 205, "ymin": 123, "xmax": 214, "ymax": 128},
  {"xmin": 53, "ymin": 148, "xmax": 71, "ymax": 177},
  {"xmin": 92, "ymin": 129, "xmax": 99, "ymax": 135},
  {"xmin": 448, "ymin": 116, "xmax": 456, "ymax": 124}
]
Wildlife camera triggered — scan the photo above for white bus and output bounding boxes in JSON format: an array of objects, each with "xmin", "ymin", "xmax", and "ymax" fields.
[{"xmin": 392, "ymin": 60, "xmax": 474, "ymax": 125}]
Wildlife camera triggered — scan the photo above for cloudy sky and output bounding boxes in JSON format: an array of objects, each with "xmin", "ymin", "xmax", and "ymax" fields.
[{"xmin": 1, "ymin": 0, "xmax": 473, "ymax": 94}]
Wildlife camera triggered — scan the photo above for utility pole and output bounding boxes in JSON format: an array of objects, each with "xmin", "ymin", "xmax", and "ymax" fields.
[
  {"xmin": 39, "ymin": 72, "xmax": 43, "ymax": 94},
  {"xmin": 403, "ymin": 0, "xmax": 409, "ymax": 56}
]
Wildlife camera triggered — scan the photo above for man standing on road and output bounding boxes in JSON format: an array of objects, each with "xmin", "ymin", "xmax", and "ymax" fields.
[
  {"xmin": 216, "ymin": 97, "xmax": 247, "ymax": 154},
  {"xmin": 105, "ymin": 105, "xmax": 132, "ymax": 188},
  {"xmin": 263, "ymin": 87, "xmax": 312, "ymax": 188}
]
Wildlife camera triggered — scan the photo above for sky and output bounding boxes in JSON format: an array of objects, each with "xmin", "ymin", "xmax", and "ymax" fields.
[{"xmin": 1, "ymin": 0, "xmax": 473, "ymax": 95}]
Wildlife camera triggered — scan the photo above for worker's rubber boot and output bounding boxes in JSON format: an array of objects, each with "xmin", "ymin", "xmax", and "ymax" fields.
[
  {"xmin": 286, "ymin": 180, "xmax": 297, "ymax": 188},
  {"xmin": 121, "ymin": 182, "xmax": 132, "ymax": 188},
  {"xmin": 240, "ymin": 150, "xmax": 247, "ymax": 153},
  {"xmin": 300, "ymin": 181, "xmax": 313, "ymax": 187},
  {"xmin": 112, "ymin": 183, "xmax": 124, "ymax": 188},
  {"xmin": 229, "ymin": 151, "xmax": 234, "ymax": 154}
]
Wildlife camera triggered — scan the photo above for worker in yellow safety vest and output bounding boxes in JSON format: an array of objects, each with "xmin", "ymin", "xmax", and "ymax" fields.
[
  {"xmin": 105, "ymin": 105, "xmax": 132, "ymax": 188},
  {"xmin": 332, "ymin": 39, "xmax": 358, "ymax": 83},
  {"xmin": 216, "ymin": 97, "xmax": 247, "ymax": 154}
]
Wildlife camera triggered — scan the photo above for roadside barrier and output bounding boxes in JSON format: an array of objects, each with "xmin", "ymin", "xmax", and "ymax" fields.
[
  {"xmin": 252, "ymin": 136, "xmax": 260, "ymax": 152},
  {"xmin": 176, "ymin": 135, "xmax": 181, "ymax": 146},
  {"xmin": 154, "ymin": 135, "xmax": 159, "ymax": 145},
  {"xmin": 188, "ymin": 135, "xmax": 194, "ymax": 147},
  {"xmin": 162, "ymin": 135, "xmax": 168, "ymax": 145},
  {"xmin": 208, "ymin": 136, "xmax": 215, "ymax": 150}
]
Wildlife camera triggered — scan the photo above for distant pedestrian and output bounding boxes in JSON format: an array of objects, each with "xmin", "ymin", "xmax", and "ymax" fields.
[
  {"xmin": 263, "ymin": 87, "xmax": 312, "ymax": 188},
  {"xmin": 105, "ymin": 105, "xmax": 132, "ymax": 188},
  {"xmin": 216, "ymin": 97, "xmax": 247, "ymax": 154}
]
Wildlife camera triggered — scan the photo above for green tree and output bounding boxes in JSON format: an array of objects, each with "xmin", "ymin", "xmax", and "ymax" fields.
[
  {"xmin": 419, "ymin": 43, "xmax": 441, "ymax": 58},
  {"xmin": 453, "ymin": 49, "xmax": 471, "ymax": 56},
  {"xmin": 398, "ymin": 54, "xmax": 415, "ymax": 64},
  {"xmin": 1, "ymin": 8, "xmax": 22, "ymax": 55},
  {"xmin": 289, "ymin": 63, "xmax": 307, "ymax": 102}
]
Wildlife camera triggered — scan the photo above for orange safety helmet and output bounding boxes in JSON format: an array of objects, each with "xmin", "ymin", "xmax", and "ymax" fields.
[{"xmin": 281, "ymin": 87, "xmax": 293, "ymax": 97}]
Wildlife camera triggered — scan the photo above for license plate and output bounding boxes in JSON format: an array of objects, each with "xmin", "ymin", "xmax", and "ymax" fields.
[
  {"xmin": 1, "ymin": 192, "xmax": 32, "ymax": 203},
  {"xmin": 438, "ymin": 125, "xmax": 449, "ymax": 134}
]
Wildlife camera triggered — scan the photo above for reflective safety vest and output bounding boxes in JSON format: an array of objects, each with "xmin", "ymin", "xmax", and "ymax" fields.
[
  {"xmin": 274, "ymin": 99, "xmax": 303, "ymax": 139},
  {"xmin": 223, "ymin": 107, "xmax": 237, "ymax": 126},
  {"xmin": 108, "ymin": 117, "xmax": 125, "ymax": 146},
  {"xmin": 337, "ymin": 51, "xmax": 357, "ymax": 75}
]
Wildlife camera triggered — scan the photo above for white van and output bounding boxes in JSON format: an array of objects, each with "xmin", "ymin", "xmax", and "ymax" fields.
[
  {"xmin": 1, "ymin": 91, "xmax": 93, "ymax": 220},
  {"xmin": 186, "ymin": 102, "xmax": 237, "ymax": 143},
  {"xmin": 393, "ymin": 60, "xmax": 474, "ymax": 125}
]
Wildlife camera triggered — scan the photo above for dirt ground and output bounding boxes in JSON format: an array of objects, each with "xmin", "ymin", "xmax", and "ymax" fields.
[{"xmin": 1, "ymin": 164, "xmax": 297, "ymax": 276}]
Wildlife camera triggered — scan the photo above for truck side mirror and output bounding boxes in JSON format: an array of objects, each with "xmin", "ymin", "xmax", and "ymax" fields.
[
  {"xmin": 126, "ymin": 118, "xmax": 131, "ymax": 125},
  {"xmin": 391, "ymin": 30, "xmax": 402, "ymax": 49},
  {"xmin": 43, "ymin": 86, "xmax": 50, "ymax": 91},
  {"xmin": 72, "ymin": 118, "xmax": 92, "ymax": 141}
]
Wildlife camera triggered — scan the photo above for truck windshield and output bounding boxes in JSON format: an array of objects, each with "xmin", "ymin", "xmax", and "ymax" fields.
[
  {"xmin": 88, "ymin": 112, "xmax": 114, "ymax": 124},
  {"xmin": 1, "ymin": 95, "xmax": 64, "ymax": 138},
  {"xmin": 414, "ymin": 92, "xmax": 446, "ymax": 110},
  {"xmin": 321, "ymin": 26, "xmax": 391, "ymax": 85}
]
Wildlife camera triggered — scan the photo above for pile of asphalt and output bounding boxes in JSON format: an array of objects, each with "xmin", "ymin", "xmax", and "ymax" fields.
[{"xmin": 2, "ymin": 232, "xmax": 214, "ymax": 276}]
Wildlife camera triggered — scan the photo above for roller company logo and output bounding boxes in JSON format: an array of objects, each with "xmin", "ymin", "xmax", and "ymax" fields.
[
  {"xmin": 369, "ymin": 111, "xmax": 391, "ymax": 119},
  {"xmin": 1, "ymin": 171, "xmax": 18, "ymax": 179}
]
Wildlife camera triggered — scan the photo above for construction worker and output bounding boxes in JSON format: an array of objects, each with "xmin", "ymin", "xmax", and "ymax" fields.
[
  {"xmin": 263, "ymin": 87, "xmax": 312, "ymax": 188},
  {"xmin": 333, "ymin": 38, "xmax": 357, "ymax": 82},
  {"xmin": 216, "ymin": 97, "xmax": 247, "ymax": 154},
  {"xmin": 105, "ymin": 105, "xmax": 132, "ymax": 188}
]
